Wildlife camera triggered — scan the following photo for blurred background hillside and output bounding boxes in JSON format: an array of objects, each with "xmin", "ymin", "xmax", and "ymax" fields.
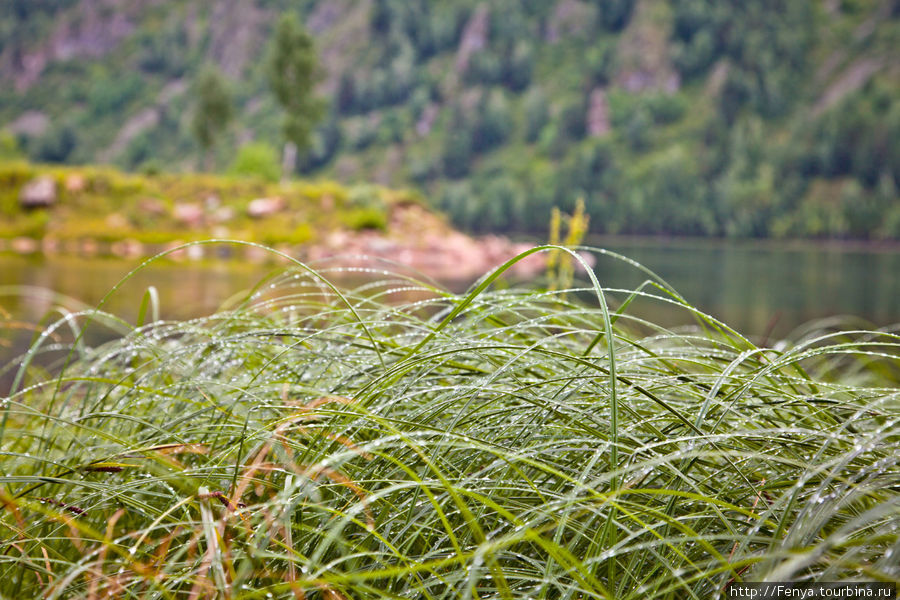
[{"xmin": 2, "ymin": 0, "xmax": 898, "ymax": 239}]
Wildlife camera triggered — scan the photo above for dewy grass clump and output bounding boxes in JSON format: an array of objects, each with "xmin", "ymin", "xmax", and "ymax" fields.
[{"xmin": 1, "ymin": 246, "xmax": 898, "ymax": 599}]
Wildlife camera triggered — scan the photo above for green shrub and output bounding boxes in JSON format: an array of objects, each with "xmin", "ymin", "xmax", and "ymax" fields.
[
  {"xmin": 644, "ymin": 92, "xmax": 689, "ymax": 125},
  {"xmin": 375, "ymin": 110, "xmax": 404, "ymax": 145},
  {"xmin": 347, "ymin": 184, "xmax": 386, "ymax": 212},
  {"xmin": 138, "ymin": 159, "xmax": 163, "ymax": 176},
  {"xmin": 464, "ymin": 49, "xmax": 504, "ymax": 85},
  {"xmin": 0, "ymin": 132, "xmax": 24, "ymax": 161},
  {"xmin": 342, "ymin": 206, "xmax": 388, "ymax": 230},
  {"xmin": 348, "ymin": 119, "xmax": 378, "ymax": 151},
  {"xmin": 504, "ymin": 40, "xmax": 534, "ymax": 91},
  {"xmin": 587, "ymin": 39, "xmax": 616, "ymax": 85},
  {"xmin": 595, "ymin": 0, "xmax": 637, "ymax": 30},
  {"xmin": 30, "ymin": 123, "xmax": 77, "ymax": 164},
  {"xmin": 229, "ymin": 142, "xmax": 281, "ymax": 182},
  {"xmin": 259, "ymin": 222, "xmax": 314, "ymax": 245},
  {"xmin": 87, "ymin": 72, "xmax": 146, "ymax": 117},
  {"xmin": 472, "ymin": 90, "xmax": 513, "ymax": 153},
  {"xmin": 559, "ymin": 96, "xmax": 588, "ymax": 140},
  {"xmin": 524, "ymin": 89, "xmax": 549, "ymax": 143},
  {"xmin": 479, "ymin": 175, "xmax": 525, "ymax": 231},
  {"xmin": 624, "ymin": 106, "xmax": 653, "ymax": 152},
  {"xmin": 442, "ymin": 109, "xmax": 474, "ymax": 178}
]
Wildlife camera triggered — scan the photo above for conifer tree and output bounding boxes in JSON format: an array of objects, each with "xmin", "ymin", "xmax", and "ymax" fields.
[
  {"xmin": 266, "ymin": 13, "xmax": 325, "ymax": 180},
  {"xmin": 191, "ymin": 66, "xmax": 233, "ymax": 171}
]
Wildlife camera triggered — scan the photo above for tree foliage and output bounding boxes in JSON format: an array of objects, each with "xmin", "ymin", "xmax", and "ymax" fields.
[
  {"xmin": 2, "ymin": 0, "xmax": 897, "ymax": 240},
  {"xmin": 191, "ymin": 66, "xmax": 233, "ymax": 157},
  {"xmin": 229, "ymin": 142, "xmax": 280, "ymax": 182},
  {"xmin": 265, "ymin": 13, "xmax": 325, "ymax": 153},
  {"xmin": 671, "ymin": 0, "xmax": 813, "ymax": 119}
]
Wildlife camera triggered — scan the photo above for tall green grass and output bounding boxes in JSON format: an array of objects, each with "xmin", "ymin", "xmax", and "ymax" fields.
[{"xmin": 1, "ymin": 244, "xmax": 898, "ymax": 599}]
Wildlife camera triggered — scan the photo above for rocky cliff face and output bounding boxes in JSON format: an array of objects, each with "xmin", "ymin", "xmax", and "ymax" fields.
[
  {"xmin": 1, "ymin": 0, "xmax": 897, "ymax": 240},
  {"xmin": 4, "ymin": 0, "xmax": 893, "ymax": 157},
  {"xmin": 3, "ymin": 0, "xmax": 144, "ymax": 91}
]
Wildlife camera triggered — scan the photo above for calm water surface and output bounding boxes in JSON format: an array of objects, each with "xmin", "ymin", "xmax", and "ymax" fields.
[
  {"xmin": 1, "ymin": 239, "xmax": 898, "ymax": 382},
  {"xmin": 588, "ymin": 237, "xmax": 899, "ymax": 337},
  {"xmin": 1, "ymin": 254, "xmax": 277, "ymax": 324}
]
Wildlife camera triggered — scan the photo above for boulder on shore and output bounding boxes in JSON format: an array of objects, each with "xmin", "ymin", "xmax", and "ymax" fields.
[
  {"xmin": 172, "ymin": 202, "xmax": 204, "ymax": 228},
  {"xmin": 19, "ymin": 176, "xmax": 57, "ymax": 208},
  {"xmin": 11, "ymin": 237, "xmax": 38, "ymax": 254},
  {"xmin": 65, "ymin": 173, "xmax": 87, "ymax": 194},
  {"xmin": 247, "ymin": 197, "xmax": 286, "ymax": 218}
]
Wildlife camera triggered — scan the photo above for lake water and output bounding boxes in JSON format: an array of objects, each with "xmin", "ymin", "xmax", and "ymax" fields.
[
  {"xmin": 1, "ymin": 238, "xmax": 898, "ymax": 386},
  {"xmin": 584, "ymin": 237, "xmax": 899, "ymax": 338}
]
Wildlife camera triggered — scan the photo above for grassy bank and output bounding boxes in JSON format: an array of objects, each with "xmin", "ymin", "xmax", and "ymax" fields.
[
  {"xmin": 0, "ymin": 162, "xmax": 403, "ymax": 247},
  {"xmin": 1, "ymin": 246, "xmax": 898, "ymax": 598}
]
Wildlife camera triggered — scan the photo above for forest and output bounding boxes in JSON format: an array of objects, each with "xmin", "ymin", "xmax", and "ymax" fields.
[{"xmin": 1, "ymin": 0, "xmax": 898, "ymax": 238}]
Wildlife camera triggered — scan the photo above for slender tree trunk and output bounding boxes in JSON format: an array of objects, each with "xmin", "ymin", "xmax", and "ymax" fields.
[
  {"xmin": 204, "ymin": 149, "xmax": 214, "ymax": 173},
  {"xmin": 281, "ymin": 141, "xmax": 297, "ymax": 183}
]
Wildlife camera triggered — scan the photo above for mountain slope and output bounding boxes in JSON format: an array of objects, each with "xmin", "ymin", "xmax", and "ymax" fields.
[{"xmin": 1, "ymin": 0, "xmax": 898, "ymax": 239}]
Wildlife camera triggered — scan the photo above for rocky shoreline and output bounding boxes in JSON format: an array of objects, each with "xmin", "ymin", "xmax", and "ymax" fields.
[
  {"xmin": 2, "ymin": 166, "xmax": 549, "ymax": 282},
  {"xmin": 0, "ymin": 202, "xmax": 547, "ymax": 282}
]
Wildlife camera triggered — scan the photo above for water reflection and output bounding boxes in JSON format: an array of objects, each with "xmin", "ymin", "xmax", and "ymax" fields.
[
  {"xmin": 1, "ymin": 255, "xmax": 275, "ymax": 324},
  {"xmin": 590, "ymin": 239, "xmax": 900, "ymax": 338},
  {"xmin": 1, "ymin": 240, "xmax": 898, "ymax": 358},
  {"xmin": 0, "ymin": 253, "xmax": 467, "ymax": 395}
]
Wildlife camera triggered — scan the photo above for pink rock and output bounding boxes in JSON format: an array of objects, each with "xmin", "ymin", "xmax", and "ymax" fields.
[
  {"xmin": 211, "ymin": 206, "xmax": 235, "ymax": 224},
  {"xmin": 80, "ymin": 239, "xmax": 99, "ymax": 257},
  {"xmin": 588, "ymin": 88, "xmax": 610, "ymax": 137},
  {"xmin": 65, "ymin": 173, "xmax": 87, "ymax": 193},
  {"xmin": 186, "ymin": 245, "xmax": 204, "ymax": 261},
  {"xmin": 162, "ymin": 240, "xmax": 187, "ymax": 261},
  {"xmin": 139, "ymin": 197, "xmax": 167, "ymax": 216},
  {"xmin": 247, "ymin": 197, "xmax": 286, "ymax": 218},
  {"xmin": 245, "ymin": 245, "xmax": 269, "ymax": 263},
  {"xmin": 41, "ymin": 237, "xmax": 60, "ymax": 255},
  {"xmin": 173, "ymin": 203, "xmax": 204, "ymax": 227},
  {"xmin": 11, "ymin": 237, "xmax": 38, "ymax": 254},
  {"xmin": 105, "ymin": 213, "xmax": 129, "ymax": 230},
  {"xmin": 456, "ymin": 4, "xmax": 489, "ymax": 73},
  {"xmin": 326, "ymin": 231, "xmax": 350, "ymax": 248},
  {"xmin": 19, "ymin": 176, "xmax": 57, "ymax": 208},
  {"xmin": 110, "ymin": 239, "xmax": 143, "ymax": 258}
]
